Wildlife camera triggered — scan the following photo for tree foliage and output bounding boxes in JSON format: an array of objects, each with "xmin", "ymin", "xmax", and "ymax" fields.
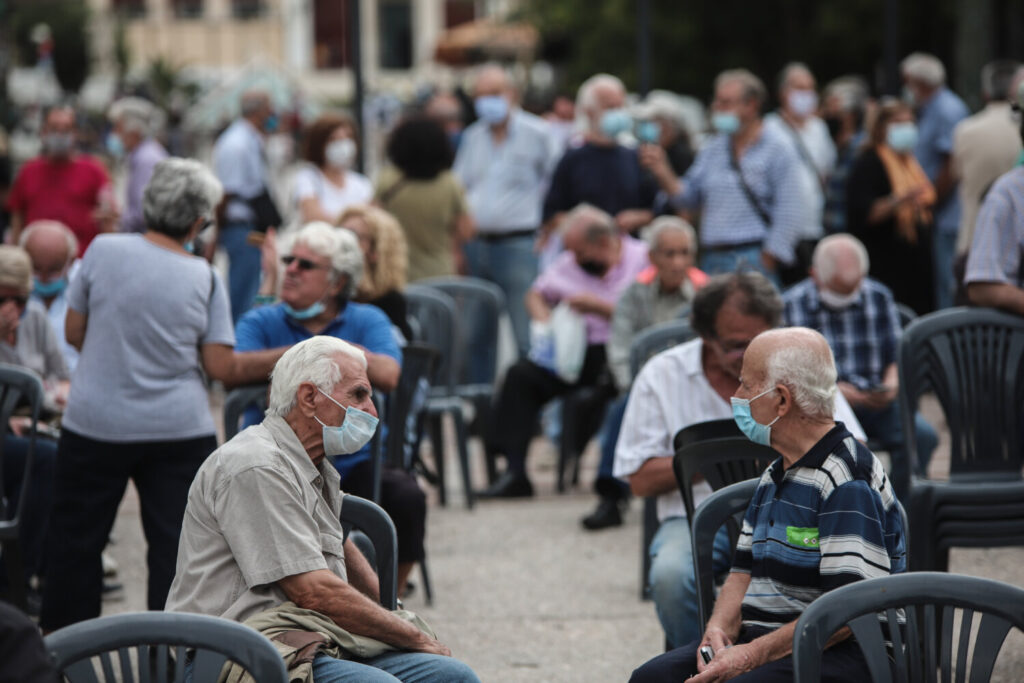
[{"xmin": 9, "ymin": 0, "xmax": 92, "ymax": 94}]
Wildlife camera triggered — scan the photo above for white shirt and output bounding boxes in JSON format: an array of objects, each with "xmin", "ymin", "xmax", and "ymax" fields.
[
  {"xmin": 763, "ymin": 113, "xmax": 837, "ymax": 240},
  {"xmin": 613, "ymin": 337, "xmax": 866, "ymax": 522},
  {"xmin": 213, "ymin": 118, "xmax": 268, "ymax": 223},
  {"xmin": 291, "ymin": 164, "xmax": 373, "ymax": 220},
  {"xmin": 28, "ymin": 260, "xmax": 81, "ymax": 373}
]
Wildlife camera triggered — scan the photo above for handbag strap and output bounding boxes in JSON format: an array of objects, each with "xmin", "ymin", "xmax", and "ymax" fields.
[
  {"xmin": 378, "ymin": 176, "xmax": 408, "ymax": 205},
  {"xmin": 729, "ymin": 150, "xmax": 771, "ymax": 227},
  {"xmin": 778, "ymin": 114, "xmax": 827, "ymax": 190}
]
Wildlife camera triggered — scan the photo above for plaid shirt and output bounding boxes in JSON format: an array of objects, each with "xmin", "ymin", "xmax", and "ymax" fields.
[
  {"xmin": 783, "ymin": 277, "xmax": 901, "ymax": 390},
  {"xmin": 823, "ymin": 133, "xmax": 864, "ymax": 234}
]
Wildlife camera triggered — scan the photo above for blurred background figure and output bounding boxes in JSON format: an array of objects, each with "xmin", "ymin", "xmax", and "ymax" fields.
[
  {"xmin": 632, "ymin": 90, "xmax": 696, "ymax": 179},
  {"xmin": 821, "ymin": 76, "xmax": 871, "ymax": 235},
  {"xmin": 292, "ymin": 113, "xmax": 373, "ymax": 225},
  {"xmin": 19, "ymin": 219, "xmax": 80, "ymax": 372},
  {"xmin": 107, "ymin": 97, "xmax": 168, "ymax": 234},
  {"xmin": 424, "ymin": 90, "xmax": 468, "ymax": 152},
  {"xmin": 375, "ymin": 115, "xmax": 474, "ymax": 282},
  {"xmin": 544, "ymin": 93, "xmax": 578, "ymax": 152}
]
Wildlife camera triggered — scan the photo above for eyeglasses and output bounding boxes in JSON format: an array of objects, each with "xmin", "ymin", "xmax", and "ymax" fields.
[
  {"xmin": 0, "ymin": 295, "xmax": 28, "ymax": 308},
  {"xmin": 714, "ymin": 337, "xmax": 752, "ymax": 355},
  {"xmin": 281, "ymin": 255, "xmax": 328, "ymax": 271}
]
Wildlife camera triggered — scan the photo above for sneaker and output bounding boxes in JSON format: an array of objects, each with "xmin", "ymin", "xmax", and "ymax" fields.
[{"xmin": 581, "ymin": 498, "xmax": 623, "ymax": 530}]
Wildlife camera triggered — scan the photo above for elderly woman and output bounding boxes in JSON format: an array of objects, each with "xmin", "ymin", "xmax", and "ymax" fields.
[
  {"xmin": 40, "ymin": 158, "xmax": 287, "ymax": 632},
  {"xmin": 338, "ymin": 204, "xmax": 413, "ymax": 340},
  {"xmin": 292, "ymin": 113, "xmax": 374, "ymax": 224}
]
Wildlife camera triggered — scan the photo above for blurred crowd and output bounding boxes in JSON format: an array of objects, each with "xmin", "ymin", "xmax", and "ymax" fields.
[{"xmin": 2, "ymin": 48, "xmax": 1024, "ymax": 671}]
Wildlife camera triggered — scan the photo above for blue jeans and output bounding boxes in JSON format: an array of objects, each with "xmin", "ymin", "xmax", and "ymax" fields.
[
  {"xmin": 595, "ymin": 393, "xmax": 630, "ymax": 500},
  {"xmin": 933, "ymin": 229, "xmax": 956, "ymax": 310},
  {"xmin": 312, "ymin": 651, "xmax": 480, "ymax": 682},
  {"xmin": 219, "ymin": 221, "xmax": 262, "ymax": 324},
  {"xmin": 854, "ymin": 403, "xmax": 938, "ymax": 503},
  {"xmin": 648, "ymin": 517, "xmax": 732, "ymax": 649},
  {"xmin": 463, "ymin": 234, "xmax": 538, "ymax": 359},
  {"xmin": 699, "ymin": 243, "xmax": 780, "ymax": 288}
]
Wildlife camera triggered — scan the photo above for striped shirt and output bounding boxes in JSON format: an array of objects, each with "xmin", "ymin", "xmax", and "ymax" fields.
[
  {"xmin": 783, "ymin": 278, "xmax": 902, "ymax": 391},
  {"xmin": 964, "ymin": 166, "xmax": 1024, "ymax": 288},
  {"xmin": 732, "ymin": 423, "xmax": 906, "ymax": 630}
]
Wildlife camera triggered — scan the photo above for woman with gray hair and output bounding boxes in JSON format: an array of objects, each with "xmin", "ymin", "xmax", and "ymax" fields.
[{"xmin": 41, "ymin": 158, "xmax": 288, "ymax": 632}]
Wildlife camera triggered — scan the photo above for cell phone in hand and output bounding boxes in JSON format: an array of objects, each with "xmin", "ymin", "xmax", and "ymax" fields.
[{"xmin": 699, "ymin": 645, "xmax": 715, "ymax": 665}]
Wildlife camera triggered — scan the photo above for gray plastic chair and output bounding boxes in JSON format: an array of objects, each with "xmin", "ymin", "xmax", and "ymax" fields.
[
  {"xmin": 627, "ymin": 318, "xmax": 694, "ymax": 381},
  {"xmin": 0, "ymin": 364, "xmax": 44, "ymax": 611},
  {"xmin": 44, "ymin": 611, "xmax": 287, "ymax": 682},
  {"xmin": 340, "ymin": 494, "xmax": 399, "ymax": 610},
  {"xmin": 222, "ymin": 384, "xmax": 269, "ymax": 441},
  {"xmin": 793, "ymin": 572, "xmax": 1024, "ymax": 683},
  {"xmin": 897, "ymin": 307, "xmax": 1024, "ymax": 571},
  {"xmin": 405, "ymin": 285, "xmax": 474, "ymax": 508}
]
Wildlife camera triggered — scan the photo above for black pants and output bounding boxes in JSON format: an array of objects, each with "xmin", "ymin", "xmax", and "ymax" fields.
[
  {"xmin": 629, "ymin": 626, "xmax": 870, "ymax": 682},
  {"xmin": 40, "ymin": 428, "xmax": 215, "ymax": 631},
  {"xmin": 490, "ymin": 345, "xmax": 608, "ymax": 476},
  {"xmin": 343, "ymin": 461, "xmax": 426, "ymax": 564},
  {"xmin": 0, "ymin": 435, "xmax": 57, "ymax": 590}
]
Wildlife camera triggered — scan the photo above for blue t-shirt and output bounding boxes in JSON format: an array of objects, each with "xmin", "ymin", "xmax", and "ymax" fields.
[{"xmin": 235, "ymin": 301, "xmax": 402, "ymax": 479}]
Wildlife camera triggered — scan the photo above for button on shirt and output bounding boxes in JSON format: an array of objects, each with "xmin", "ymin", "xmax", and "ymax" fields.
[
  {"xmin": 670, "ymin": 127, "xmax": 810, "ymax": 264},
  {"xmin": 964, "ymin": 166, "xmax": 1024, "ymax": 287},
  {"xmin": 531, "ymin": 236, "xmax": 650, "ymax": 345},
  {"xmin": 454, "ymin": 109, "xmax": 559, "ymax": 232},
  {"xmin": 914, "ymin": 87, "xmax": 969, "ymax": 234},
  {"xmin": 783, "ymin": 277, "xmax": 901, "ymax": 390},
  {"xmin": 613, "ymin": 337, "xmax": 867, "ymax": 522},
  {"xmin": 213, "ymin": 118, "xmax": 268, "ymax": 223},
  {"xmin": 165, "ymin": 415, "xmax": 347, "ymax": 623}
]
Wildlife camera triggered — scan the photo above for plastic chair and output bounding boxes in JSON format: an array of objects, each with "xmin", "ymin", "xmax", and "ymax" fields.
[
  {"xmin": 405, "ymin": 285, "xmax": 475, "ymax": 508},
  {"xmin": 222, "ymin": 384, "xmax": 269, "ymax": 441},
  {"xmin": 793, "ymin": 572, "xmax": 1024, "ymax": 683},
  {"xmin": 627, "ymin": 318, "xmax": 694, "ymax": 380},
  {"xmin": 44, "ymin": 611, "xmax": 287, "ymax": 682},
  {"xmin": 896, "ymin": 302, "xmax": 918, "ymax": 330},
  {"xmin": 340, "ymin": 495, "xmax": 399, "ymax": 610},
  {"xmin": 897, "ymin": 307, "xmax": 1024, "ymax": 571},
  {"xmin": 0, "ymin": 364, "xmax": 44, "ymax": 611},
  {"xmin": 672, "ymin": 433, "xmax": 776, "ymax": 521}
]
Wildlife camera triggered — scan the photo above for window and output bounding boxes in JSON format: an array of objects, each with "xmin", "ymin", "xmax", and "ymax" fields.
[
  {"xmin": 378, "ymin": 0, "xmax": 412, "ymax": 70},
  {"xmin": 172, "ymin": 0, "xmax": 204, "ymax": 19},
  {"xmin": 232, "ymin": 0, "xmax": 265, "ymax": 19},
  {"xmin": 313, "ymin": 0, "xmax": 352, "ymax": 69},
  {"xmin": 444, "ymin": 0, "xmax": 475, "ymax": 28},
  {"xmin": 110, "ymin": 0, "xmax": 146, "ymax": 19}
]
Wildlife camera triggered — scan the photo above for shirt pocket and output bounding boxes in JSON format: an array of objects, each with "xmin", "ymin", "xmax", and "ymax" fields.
[{"xmin": 320, "ymin": 532, "xmax": 346, "ymax": 562}]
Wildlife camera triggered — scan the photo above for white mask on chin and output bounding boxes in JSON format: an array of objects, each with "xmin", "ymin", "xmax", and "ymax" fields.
[{"xmin": 819, "ymin": 287, "xmax": 860, "ymax": 310}]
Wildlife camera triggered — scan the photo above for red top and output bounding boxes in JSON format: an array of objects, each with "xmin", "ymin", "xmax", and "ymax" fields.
[{"xmin": 7, "ymin": 155, "xmax": 112, "ymax": 256}]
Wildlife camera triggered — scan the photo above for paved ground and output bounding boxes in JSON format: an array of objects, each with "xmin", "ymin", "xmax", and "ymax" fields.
[{"xmin": 102, "ymin": 396, "xmax": 1024, "ymax": 681}]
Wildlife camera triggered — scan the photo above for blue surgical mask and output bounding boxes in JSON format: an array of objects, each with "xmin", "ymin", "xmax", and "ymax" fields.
[
  {"xmin": 33, "ymin": 277, "xmax": 68, "ymax": 298},
  {"xmin": 315, "ymin": 388, "xmax": 379, "ymax": 456},
  {"xmin": 474, "ymin": 95, "xmax": 509, "ymax": 125},
  {"xmin": 730, "ymin": 386, "xmax": 780, "ymax": 447},
  {"xmin": 887, "ymin": 122, "xmax": 919, "ymax": 152},
  {"xmin": 600, "ymin": 108, "xmax": 633, "ymax": 139},
  {"xmin": 283, "ymin": 301, "xmax": 326, "ymax": 320},
  {"xmin": 636, "ymin": 120, "xmax": 661, "ymax": 144},
  {"xmin": 105, "ymin": 133, "xmax": 125, "ymax": 158},
  {"xmin": 711, "ymin": 111, "xmax": 741, "ymax": 135},
  {"xmin": 264, "ymin": 114, "xmax": 279, "ymax": 133}
]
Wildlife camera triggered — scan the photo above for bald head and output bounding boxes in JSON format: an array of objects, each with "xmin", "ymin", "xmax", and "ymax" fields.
[
  {"xmin": 473, "ymin": 64, "xmax": 510, "ymax": 97},
  {"xmin": 812, "ymin": 234, "xmax": 869, "ymax": 294},
  {"xmin": 744, "ymin": 327, "xmax": 837, "ymax": 419},
  {"xmin": 20, "ymin": 220, "xmax": 77, "ymax": 290}
]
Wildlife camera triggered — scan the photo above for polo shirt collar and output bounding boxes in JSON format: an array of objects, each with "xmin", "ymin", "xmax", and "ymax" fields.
[
  {"xmin": 769, "ymin": 421, "xmax": 852, "ymax": 487},
  {"xmin": 282, "ymin": 301, "xmax": 348, "ymax": 334},
  {"xmin": 262, "ymin": 414, "xmax": 339, "ymax": 489}
]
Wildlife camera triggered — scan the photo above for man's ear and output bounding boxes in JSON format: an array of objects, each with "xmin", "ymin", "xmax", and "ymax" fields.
[
  {"xmin": 328, "ymin": 274, "xmax": 348, "ymax": 299},
  {"xmin": 296, "ymin": 382, "xmax": 319, "ymax": 417},
  {"xmin": 775, "ymin": 383, "xmax": 792, "ymax": 417}
]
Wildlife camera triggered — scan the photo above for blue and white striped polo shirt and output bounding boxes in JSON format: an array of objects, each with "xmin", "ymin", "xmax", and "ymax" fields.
[{"xmin": 732, "ymin": 423, "xmax": 906, "ymax": 630}]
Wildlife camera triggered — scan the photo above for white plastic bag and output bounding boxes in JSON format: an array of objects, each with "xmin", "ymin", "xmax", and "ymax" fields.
[{"xmin": 528, "ymin": 302, "xmax": 587, "ymax": 383}]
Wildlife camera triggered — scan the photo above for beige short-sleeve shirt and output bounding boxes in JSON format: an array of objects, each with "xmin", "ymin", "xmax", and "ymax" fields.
[{"xmin": 166, "ymin": 415, "xmax": 347, "ymax": 623}]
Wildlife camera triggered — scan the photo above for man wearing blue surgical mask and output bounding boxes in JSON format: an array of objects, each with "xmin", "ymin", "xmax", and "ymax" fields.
[
  {"xmin": 782, "ymin": 234, "xmax": 938, "ymax": 501},
  {"xmin": 20, "ymin": 219, "xmax": 80, "ymax": 372},
  {"xmin": 542, "ymin": 73, "xmax": 658, "ymax": 248},
  {"xmin": 107, "ymin": 97, "xmax": 168, "ymax": 234},
  {"xmin": 454, "ymin": 64, "xmax": 559, "ymax": 360}
]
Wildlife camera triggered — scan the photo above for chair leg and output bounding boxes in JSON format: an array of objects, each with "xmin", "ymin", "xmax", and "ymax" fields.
[
  {"xmin": 452, "ymin": 410, "xmax": 475, "ymax": 509},
  {"xmin": 427, "ymin": 415, "xmax": 447, "ymax": 507},
  {"xmin": 475, "ymin": 397, "xmax": 499, "ymax": 485},
  {"xmin": 419, "ymin": 556, "xmax": 434, "ymax": 606},
  {"xmin": 2, "ymin": 540, "xmax": 26, "ymax": 611}
]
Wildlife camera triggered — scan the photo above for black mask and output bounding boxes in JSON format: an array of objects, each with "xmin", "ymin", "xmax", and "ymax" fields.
[
  {"xmin": 579, "ymin": 260, "xmax": 609, "ymax": 277},
  {"xmin": 823, "ymin": 115, "xmax": 843, "ymax": 142}
]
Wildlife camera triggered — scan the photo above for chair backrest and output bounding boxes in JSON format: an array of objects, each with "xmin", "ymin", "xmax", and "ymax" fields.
[
  {"xmin": 404, "ymin": 285, "xmax": 460, "ymax": 395},
  {"xmin": 628, "ymin": 318, "xmax": 695, "ymax": 382},
  {"xmin": 690, "ymin": 478, "xmax": 759, "ymax": 630},
  {"xmin": 222, "ymin": 384, "xmax": 269, "ymax": 441},
  {"xmin": 417, "ymin": 276, "xmax": 505, "ymax": 388},
  {"xmin": 339, "ymin": 495, "xmax": 398, "ymax": 610},
  {"xmin": 383, "ymin": 343, "xmax": 438, "ymax": 469},
  {"xmin": 0, "ymin": 364, "xmax": 44, "ymax": 528},
  {"xmin": 44, "ymin": 611, "xmax": 287, "ymax": 683},
  {"xmin": 896, "ymin": 302, "xmax": 918, "ymax": 330},
  {"xmin": 793, "ymin": 572, "xmax": 1024, "ymax": 683},
  {"xmin": 897, "ymin": 307, "xmax": 1024, "ymax": 492}
]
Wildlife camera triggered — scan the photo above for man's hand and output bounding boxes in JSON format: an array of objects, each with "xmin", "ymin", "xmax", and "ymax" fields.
[
  {"xmin": 689, "ymin": 641, "xmax": 764, "ymax": 682},
  {"xmin": 0, "ymin": 299, "xmax": 20, "ymax": 343},
  {"xmin": 410, "ymin": 633, "xmax": 452, "ymax": 657},
  {"xmin": 614, "ymin": 209, "xmax": 654, "ymax": 233},
  {"xmin": 565, "ymin": 293, "xmax": 612, "ymax": 318},
  {"xmin": 838, "ymin": 381, "xmax": 895, "ymax": 411},
  {"xmin": 638, "ymin": 144, "xmax": 680, "ymax": 194},
  {"xmin": 760, "ymin": 251, "xmax": 778, "ymax": 274},
  {"xmin": 8, "ymin": 416, "xmax": 31, "ymax": 437}
]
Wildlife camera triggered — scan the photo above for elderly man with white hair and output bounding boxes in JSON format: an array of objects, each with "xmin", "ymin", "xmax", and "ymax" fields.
[
  {"xmin": 783, "ymin": 234, "xmax": 938, "ymax": 500},
  {"xmin": 541, "ymin": 74, "xmax": 658, "ymax": 242},
  {"xmin": 167, "ymin": 336, "xmax": 479, "ymax": 682},
  {"xmin": 19, "ymin": 219, "xmax": 80, "ymax": 371},
  {"xmin": 107, "ymin": 96, "xmax": 168, "ymax": 234},
  {"xmin": 630, "ymin": 327, "xmax": 905, "ymax": 683},
  {"xmin": 901, "ymin": 52, "xmax": 968, "ymax": 310}
]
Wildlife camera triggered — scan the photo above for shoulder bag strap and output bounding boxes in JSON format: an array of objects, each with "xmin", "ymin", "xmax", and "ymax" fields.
[{"xmin": 730, "ymin": 150, "xmax": 772, "ymax": 227}]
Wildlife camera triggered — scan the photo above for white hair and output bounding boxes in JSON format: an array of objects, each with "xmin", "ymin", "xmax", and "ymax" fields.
[
  {"xmin": 760, "ymin": 328, "xmax": 837, "ymax": 419},
  {"xmin": 143, "ymin": 158, "xmax": 223, "ymax": 237},
  {"xmin": 715, "ymin": 69, "xmax": 767, "ymax": 105},
  {"xmin": 812, "ymin": 234, "xmax": 870, "ymax": 286},
  {"xmin": 19, "ymin": 219, "xmax": 78, "ymax": 261},
  {"xmin": 267, "ymin": 336, "xmax": 367, "ymax": 418},
  {"xmin": 577, "ymin": 73, "xmax": 626, "ymax": 112},
  {"xmin": 901, "ymin": 52, "xmax": 946, "ymax": 87},
  {"xmin": 559, "ymin": 202, "xmax": 616, "ymax": 241},
  {"xmin": 0, "ymin": 245, "xmax": 31, "ymax": 292},
  {"xmin": 644, "ymin": 215, "xmax": 696, "ymax": 252},
  {"xmin": 777, "ymin": 62, "xmax": 814, "ymax": 92},
  {"xmin": 108, "ymin": 97, "xmax": 157, "ymax": 136},
  {"xmin": 240, "ymin": 90, "xmax": 271, "ymax": 117},
  {"xmin": 288, "ymin": 221, "xmax": 365, "ymax": 299}
]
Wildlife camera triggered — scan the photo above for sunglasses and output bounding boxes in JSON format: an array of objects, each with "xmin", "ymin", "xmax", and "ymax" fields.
[
  {"xmin": 281, "ymin": 255, "xmax": 327, "ymax": 271},
  {"xmin": 0, "ymin": 295, "xmax": 28, "ymax": 308}
]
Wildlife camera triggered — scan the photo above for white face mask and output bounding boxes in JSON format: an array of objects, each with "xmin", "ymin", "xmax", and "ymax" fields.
[
  {"xmin": 819, "ymin": 287, "xmax": 861, "ymax": 310},
  {"xmin": 325, "ymin": 138, "xmax": 356, "ymax": 170},
  {"xmin": 787, "ymin": 89, "xmax": 819, "ymax": 118},
  {"xmin": 314, "ymin": 388, "xmax": 379, "ymax": 456}
]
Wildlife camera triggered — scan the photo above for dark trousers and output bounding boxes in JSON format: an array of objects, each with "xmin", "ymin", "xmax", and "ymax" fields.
[
  {"xmin": 40, "ymin": 428, "xmax": 215, "ymax": 631},
  {"xmin": 629, "ymin": 626, "xmax": 870, "ymax": 682},
  {"xmin": 490, "ymin": 345, "xmax": 608, "ymax": 476},
  {"xmin": 1, "ymin": 435, "xmax": 57, "ymax": 590},
  {"xmin": 343, "ymin": 461, "xmax": 427, "ymax": 564}
]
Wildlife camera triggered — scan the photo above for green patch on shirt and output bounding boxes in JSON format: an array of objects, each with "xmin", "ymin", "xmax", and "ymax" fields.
[{"xmin": 787, "ymin": 526, "xmax": 820, "ymax": 547}]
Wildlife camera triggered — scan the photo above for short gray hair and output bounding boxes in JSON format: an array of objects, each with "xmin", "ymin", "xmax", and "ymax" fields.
[
  {"xmin": 143, "ymin": 158, "xmax": 223, "ymax": 238},
  {"xmin": 240, "ymin": 90, "xmax": 271, "ymax": 117},
  {"xmin": 760, "ymin": 327, "xmax": 837, "ymax": 419},
  {"xmin": 715, "ymin": 69, "xmax": 767, "ymax": 106},
  {"xmin": 644, "ymin": 215, "xmax": 695, "ymax": 252},
  {"xmin": 561, "ymin": 203, "xmax": 616, "ymax": 243},
  {"xmin": 812, "ymin": 234, "xmax": 870, "ymax": 286},
  {"xmin": 0, "ymin": 246, "xmax": 31, "ymax": 292},
  {"xmin": 901, "ymin": 52, "xmax": 946, "ymax": 87},
  {"xmin": 19, "ymin": 219, "xmax": 78, "ymax": 260},
  {"xmin": 267, "ymin": 336, "xmax": 367, "ymax": 418},
  {"xmin": 777, "ymin": 62, "xmax": 814, "ymax": 92},
  {"xmin": 108, "ymin": 97, "xmax": 157, "ymax": 136},
  {"xmin": 981, "ymin": 60, "xmax": 1021, "ymax": 101},
  {"xmin": 289, "ymin": 221, "xmax": 365, "ymax": 299},
  {"xmin": 577, "ymin": 73, "xmax": 626, "ymax": 112},
  {"xmin": 823, "ymin": 76, "xmax": 869, "ymax": 114}
]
